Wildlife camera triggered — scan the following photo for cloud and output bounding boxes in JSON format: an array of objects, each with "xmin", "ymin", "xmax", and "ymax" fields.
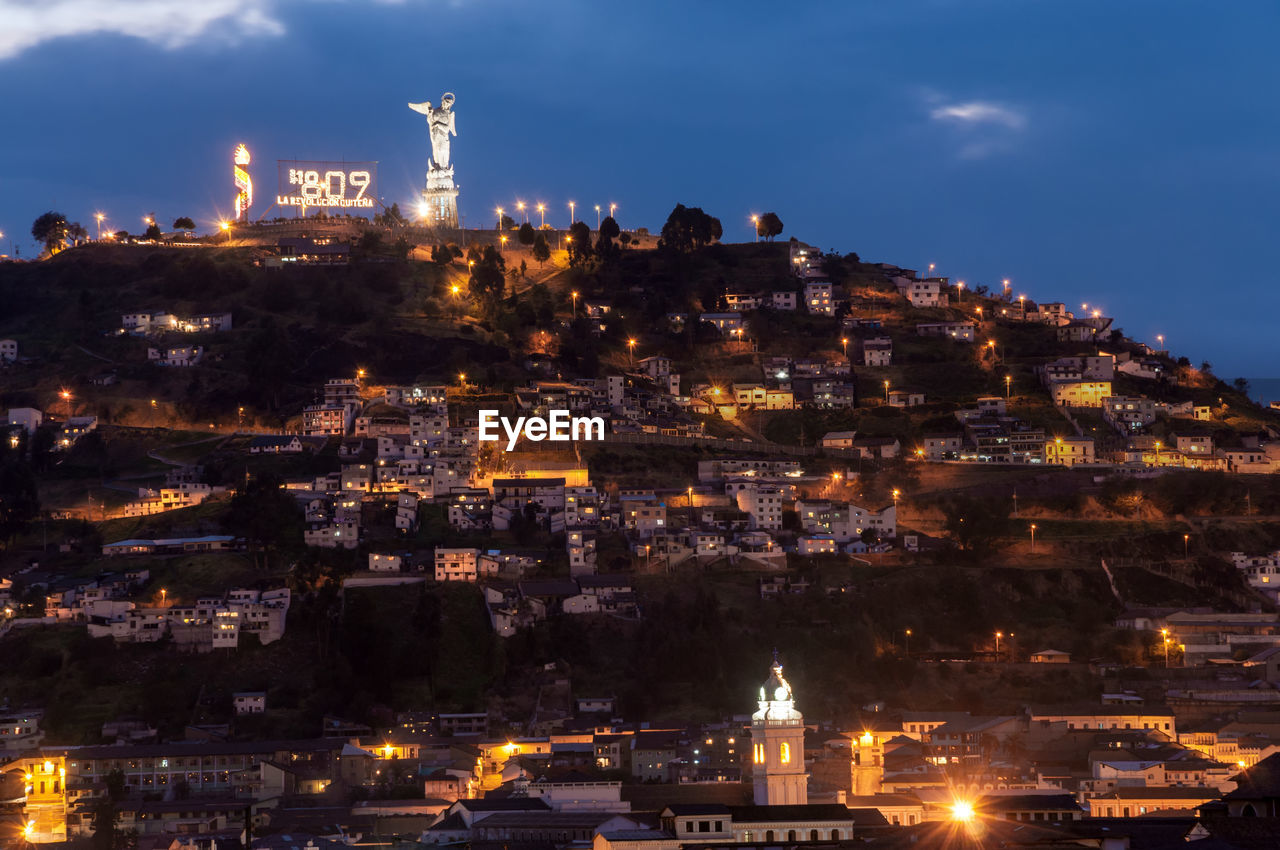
[
  {"xmin": 0, "ymin": 0, "xmax": 290, "ymax": 60},
  {"xmin": 930, "ymin": 101, "xmax": 1026, "ymax": 130},
  {"xmin": 926, "ymin": 98, "xmax": 1028, "ymax": 159}
]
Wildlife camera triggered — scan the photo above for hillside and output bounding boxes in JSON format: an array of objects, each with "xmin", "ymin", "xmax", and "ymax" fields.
[{"xmin": 4, "ymin": 229, "xmax": 1280, "ymax": 741}]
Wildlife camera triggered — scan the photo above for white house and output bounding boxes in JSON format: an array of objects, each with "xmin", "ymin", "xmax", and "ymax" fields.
[
  {"xmin": 435, "ymin": 548, "xmax": 494, "ymax": 582},
  {"xmin": 771, "ymin": 291, "xmax": 797, "ymax": 311},
  {"xmin": 0, "ymin": 339, "xmax": 17, "ymax": 361},
  {"xmin": 861, "ymin": 337, "xmax": 892, "ymax": 367},
  {"xmin": 916, "ymin": 322, "xmax": 976, "ymax": 342},
  {"xmin": 907, "ymin": 280, "xmax": 947, "ymax": 308},
  {"xmin": 233, "ymin": 692, "xmax": 266, "ymax": 714}
]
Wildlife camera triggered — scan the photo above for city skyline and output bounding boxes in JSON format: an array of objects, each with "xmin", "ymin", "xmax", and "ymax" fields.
[{"xmin": 2, "ymin": 0, "xmax": 1278, "ymax": 377}]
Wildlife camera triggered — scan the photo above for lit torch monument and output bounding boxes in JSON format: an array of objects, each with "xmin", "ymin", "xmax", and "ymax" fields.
[
  {"xmin": 233, "ymin": 143, "xmax": 253, "ymax": 224},
  {"xmin": 408, "ymin": 93, "xmax": 459, "ymax": 228}
]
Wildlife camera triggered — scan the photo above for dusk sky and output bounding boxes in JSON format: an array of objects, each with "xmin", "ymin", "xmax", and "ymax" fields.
[{"xmin": 2, "ymin": 0, "xmax": 1276, "ymax": 379}]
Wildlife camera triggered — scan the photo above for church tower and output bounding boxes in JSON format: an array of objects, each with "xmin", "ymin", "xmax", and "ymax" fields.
[{"xmin": 750, "ymin": 654, "xmax": 808, "ymax": 806}]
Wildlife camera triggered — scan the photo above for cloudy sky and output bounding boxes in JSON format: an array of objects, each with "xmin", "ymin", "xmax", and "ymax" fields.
[{"xmin": 1, "ymin": 0, "xmax": 1277, "ymax": 378}]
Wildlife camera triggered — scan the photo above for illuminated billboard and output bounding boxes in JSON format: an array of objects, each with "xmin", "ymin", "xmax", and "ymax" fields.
[{"xmin": 276, "ymin": 161, "xmax": 378, "ymax": 210}]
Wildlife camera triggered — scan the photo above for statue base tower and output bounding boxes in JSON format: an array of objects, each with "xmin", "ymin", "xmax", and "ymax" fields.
[{"xmin": 422, "ymin": 166, "xmax": 458, "ymax": 229}]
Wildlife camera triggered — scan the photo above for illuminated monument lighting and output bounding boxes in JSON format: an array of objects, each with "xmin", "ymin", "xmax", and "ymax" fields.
[
  {"xmin": 233, "ymin": 144, "xmax": 253, "ymax": 224},
  {"xmin": 408, "ymin": 92, "xmax": 459, "ymax": 228}
]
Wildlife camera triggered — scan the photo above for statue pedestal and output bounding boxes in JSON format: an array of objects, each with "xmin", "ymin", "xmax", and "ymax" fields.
[{"xmin": 421, "ymin": 166, "xmax": 458, "ymax": 229}]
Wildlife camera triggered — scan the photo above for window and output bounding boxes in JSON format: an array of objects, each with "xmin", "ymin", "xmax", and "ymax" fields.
[
  {"xmin": 780, "ymin": 742, "xmax": 791, "ymax": 764},
  {"xmin": 753, "ymin": 743, "xmax": 765, "ymax": 764}
]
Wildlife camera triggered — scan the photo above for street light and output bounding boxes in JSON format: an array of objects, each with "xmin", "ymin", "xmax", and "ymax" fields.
[
  {"xmin": 995, "ymin": 631, "xmax": 1003, "ymax": 655},
  {"xmin": 956, "ymin": 281, "xmax": 964, "ymax": 303},
  {"xmin": 1005, "ymin": 374, "xmax": 1012, "ymax": 398},
  {"xmin": 571, "ymin": 291, "xmax": 579, "ymax": 318},
  {"xmin": 841, "ymin": 337, "xmax": 849, "ymax": 357},
  {"xmin": 1184, "ymin": 534, "xmax": 1190, "ymax": 559},
  {"xmin": 517, "ymin": 201, "xmax": 526, "ymax": 223},
  {"xmin": 904, "ymin": 629, "xmax": 912, "ymax": 654},
  {"xmin": 537, "ymin": 203, "xmax": 546, "ymax": 228},
  {"xmin": 627, "ymin": 338, "xmax": 637, "ymax": 365},
  {"xmin": 751, "ymin": 214, "xmax": 759, "ymax": 242},
  {"xmin": 1157, "ymin": 334, "xmax": 1164, "ymax": 350},
  {"xmin": 609, "ymin": 202, "xmax": 617, "ymax": 223},
  {"xmin": 928, "ymin": 263, "xmax": 936, "ymax": 278},
  {"xmin": 595, "ymin": 205, "xmax": 601, "ymax": 229},
  {"xmin": 1161, "ymin": 628, "xmax": 1171, "ymax": 667},
  {"xmin": 883, "ymin": 380, "xmax": 890, "ymax": 403},
  {"xmin": 892, "ymin": 488, "xmax": 900, "ymax": 505},
  {"xmin": 500, "ymin": 235, "xmax": 508, "ymax": 250},
  {"xmin": 1029, "ymin": 523, "xmax": 1037, "ymax": 552},
  {"xmin": 569, "ymin": 201, "xmax": 576, "ymax": 225},
  {"xmin": 95, "ymin": 212, "xmax": 105, "ymax": 241},
  {"xmin": 495, "ymin": 207, "xmax": 504, "ymax": 229}
]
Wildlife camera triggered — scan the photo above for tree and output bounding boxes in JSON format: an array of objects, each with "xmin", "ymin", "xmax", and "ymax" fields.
[
  {"xmin": 172, "ymin": 216, "xmax": 195, "ymax": 230},
  {"xmin": 0, "ymin": 459, "xmax": 39, "ymax": 545},
  {"xmin": 942, "ymin": 495, "xmax": 1010, "ymax": 556},
  {"xmin": 518, "ymin": 222, "xmax": 536, "ymax": 247},
  {"xmin": 596, "ymin": 215, "xmax": 621, "ymax": 261},
  {"xmin": 500, "ymin": 214, "xmax": 516, "ymax": 230},
  {"xmin": 143, "ymin": 223, "xmax": 162, "ymax": 241},
  {"xmin": 658, "ymin": 204, "xmax": 722, "ymax": 253},
  {"xmin": 468, "ymin": 244, "xmax": 507, "ymax": 308},
  {"xmin": 1234, "ymin": 377, "xmax": 1251, "ymax": 394},
  {"xmin": 756, "ymin": 212, "xmax": 784, "ymax": 240},
  {"xmin": 224, "ymin": 472, "xmax": 302, "ymax": 569},
  {"xmin": 568, "ymin": 221, "xmax": 594, "ymax": 268},
  {"xmin": 532, "ymin": 233, "xmax": 551, "ymax": 268},
  {"xmin": 31, "ymin": 211, "xmax": 69, "ymax": 254}
]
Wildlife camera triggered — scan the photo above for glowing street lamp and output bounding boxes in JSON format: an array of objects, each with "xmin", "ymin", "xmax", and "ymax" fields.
[
  {"xmin": 609, "ymin": 202, "xmax": 617, "ymax": 223},
  {"xmin": 571, "ymin": 290, "xmax": 579, "ymax": 318},
  {"xmin": 904, "ymin": 629, "xmax": 912, "ymax": 653},
  {"xmin": 928, "ymin": 263, "xmax": 936, "ymax": 278},
  {"xmin": 219, "ymin": 221, "xmax": 231, "ymax": 242},
  {"xmin": 956, "ymin": 280, "xmax": 964, "ymax": 303},
  {"xmin": 495, "ymin": 206, "xmax": 504, "ymax": 229},
  {"xmin": 595, "ymin": 205, "xmax": 601, "ymax": 229},
  {"xmin": 1029, "ymin": 523, "xmax": 1037, "ymax": 552},
  {"xmin": 537, "ymin": 203, "xmax": 546, "ymax": 228},
  {"xmin": 751, "ymin": 214, "xmax": 759, "ymax": 242},
  {"xmin": 892, "ymin": 488, "xmax": 900, "ymax": 505},
  {"xmin": 1002, "ymin": 278, "xmax": 1011, "ymax": 294},
  {"xmin": 500, "ymin": 235, "xmax": 508, "ymax": 249},
  {"xmin": 516, "ymin": 201, "xmax": 526, "ymax": 223},
  {"xmin": 950, "ymin": 799, "xmax": 975, "ymax": 823},
  {"xmin": 458, "ymin": 372, "xmax": 467, "ymax": 387},
  {"xmin": 1184, "ymin": 533, "xmax": 1190, "ymax": 559},
  {"xmin": 1005, "ymin": 374, "xmax": 1012, "ymax": 398},
  {"xmin": 883, "ymin": 379, "xmax": 890, "ymax": 403},
  {"xmin": 841, "ymin": 337, "xmax": 849, "ymax": 357},
  {"xmin": 1157, "ymin": 334, "xmax": 1164, "ymax": 350},
  {"xmin": 627, "ymin": 337, "xmax": 637, "ymax": 365},
  {"xmin": 568, "ymin": 201, "xmax": 576, "ymax": 225},
  {"xmin": 59, "ymin": 388, "xmax": 72, "ymax": 417},
  {"xmin": 95, "ymin": 212, "xmax": 105, "ymax": 241},
  {"xmin": 1161, "ymin": 628, "xmax": 1171, "ymax": 666},
  {"xmin": 995, "ymin": 631, "xmax": 1003, "ymax": 654}
]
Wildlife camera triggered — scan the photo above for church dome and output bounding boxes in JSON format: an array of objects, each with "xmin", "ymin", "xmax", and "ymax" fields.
[{"xmin": 760, "ymin": 659, "xmax": 793, "ymax": 703}]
